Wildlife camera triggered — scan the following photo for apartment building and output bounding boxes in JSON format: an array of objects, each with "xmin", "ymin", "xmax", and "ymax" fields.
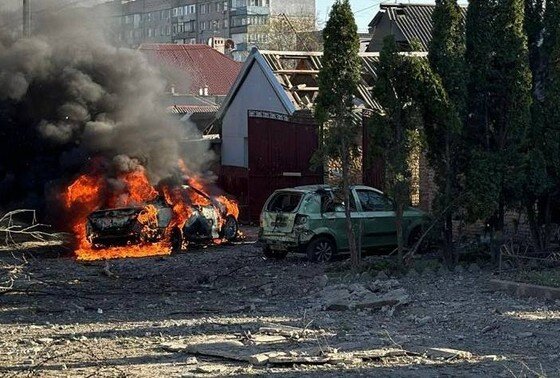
[{"xmin": 118, "ymin": 0, "xmax": 315, "ymax": 51}]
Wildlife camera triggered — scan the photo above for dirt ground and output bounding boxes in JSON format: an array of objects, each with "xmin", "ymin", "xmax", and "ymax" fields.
[{"xmin": 1, "ymin": 226, "xmax": 560, "ymax": 377}]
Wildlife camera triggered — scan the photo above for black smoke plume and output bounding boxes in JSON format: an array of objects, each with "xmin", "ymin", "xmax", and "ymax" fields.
[{"xmin": 0, "ymin": 4, "xmax": 210, "ymax": 221}]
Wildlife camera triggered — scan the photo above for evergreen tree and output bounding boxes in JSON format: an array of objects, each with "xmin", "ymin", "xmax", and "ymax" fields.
[
  {"xmin": 427, "ymin": 0, "xmax": 466, "ymax": 265},
  {"xmin": 464, "ymin": 0, "xmax": 532, "ymax": 237},
  {"xmin": 429, "ymin": 0, "xmax": 467, "ymax": 117},
  {"xmin": 465, "ymin": 0, "xmax": 497, "ymax": 150},
  {"xmin": 315, "ymin": 0, "xmax": 361, "ymax": 267},
  {"xmin": 369, "ymin": 36, "xmax": 421, "ymax": 262},
  {"xmin": 524, "ymin": 0, "xmax": 544, "ymax": 78},
  {"xmin": 525, "ymin": 0, "xmax": 560, "ymax": 251}
]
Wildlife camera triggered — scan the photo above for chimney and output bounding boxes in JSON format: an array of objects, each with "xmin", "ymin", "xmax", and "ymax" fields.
[
  {"xmin": 203, "ymin": 86, "xmax": 208, "ymax": 96},
  {"xmin": 23, "ymin": 0, "xmax": 31, "ymax": 37},
  {"xmin": 170, "ymin": 84, "xmax": 176, "ymax": 95}
]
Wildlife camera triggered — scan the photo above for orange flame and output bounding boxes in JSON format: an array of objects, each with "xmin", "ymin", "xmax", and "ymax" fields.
[{"xmin": 61, "ymin": 160, "xmax": 240, "ymax": 261}]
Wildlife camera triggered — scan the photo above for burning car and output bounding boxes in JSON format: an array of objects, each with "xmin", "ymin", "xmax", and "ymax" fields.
[{"xmin": 85, "ymin": 184, "xmax": 239, "ymax": 252}]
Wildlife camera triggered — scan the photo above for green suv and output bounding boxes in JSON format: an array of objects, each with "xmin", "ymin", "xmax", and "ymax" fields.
[{"xmin": 258, "ymin": 185, "xmax": 430, "ymax": 262}]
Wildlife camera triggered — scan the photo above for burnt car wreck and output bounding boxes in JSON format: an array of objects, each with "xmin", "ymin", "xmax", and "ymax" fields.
[{"xmin": 86, "ymin": 185, "xmax": 238, "ymax": 252}]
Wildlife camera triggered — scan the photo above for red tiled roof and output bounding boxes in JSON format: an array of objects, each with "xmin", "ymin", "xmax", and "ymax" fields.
[
  {"xmin": 167, "ymin": 104, "xmax": 219, "ymax": 114},
  {"xmin": 139, "ymin": 44, "xmax": 242, "ymax": 96}
]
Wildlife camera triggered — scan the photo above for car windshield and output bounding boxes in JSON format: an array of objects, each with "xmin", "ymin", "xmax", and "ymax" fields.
[{"xmin": 266, "ymin": 192, "xmax": 303, "ymax": 212}]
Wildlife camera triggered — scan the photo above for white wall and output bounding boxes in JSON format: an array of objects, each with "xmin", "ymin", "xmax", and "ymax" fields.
[{"xmin": 221, "ymin": 61, "xmax": 289, "ymax": 168}]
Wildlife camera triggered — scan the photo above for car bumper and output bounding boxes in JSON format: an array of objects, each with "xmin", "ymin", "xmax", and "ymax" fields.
[
  {"xmin": 258, "ymin": 228, "xmax": 315, "ymax": 251},
  {"xmin": 88, "ymin": 232, "xmax": 141, "ymax": 247}
]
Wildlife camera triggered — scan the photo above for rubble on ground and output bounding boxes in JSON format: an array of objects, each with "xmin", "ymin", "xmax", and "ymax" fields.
[
  {"xmin": 313, "ymin": 279, "xmax": 410, "ymax": 311},
  {"xmin": 2, "ymin": 230, "xmax": 560, "ymax": 377}
]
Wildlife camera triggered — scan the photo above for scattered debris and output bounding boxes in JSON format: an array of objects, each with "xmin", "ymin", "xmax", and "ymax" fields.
[
  {"xmin": 376, "ymin": 271, "xmax": 389, "ymax": 280},
  {"xmin": 259, "ymin": 323, "xmax": 331, "ymax": 339},
  {"xmin": 412, "ymin": 347, "xmax": 473, "ymax": 360},
  {"xmin": 468, "ymin": 263, "xmax": 481, "ymax": 273},
  {"xmin": 316, "ymin": 282, "xmax": 409, "ymax": 311},
  {"xmin": 3, "ymin": 229, "xmax": 559, "ymax": 376}
]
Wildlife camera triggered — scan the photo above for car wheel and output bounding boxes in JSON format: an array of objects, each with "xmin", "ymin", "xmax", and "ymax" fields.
[
  {"xmin": 220, "ymin": 215, "xmax": 238, "ymax": 241},
  {"xmin": 170, "ymin": 228, "xmax": 183, "ymax": 253},
  {"xmin": 306, "ymin": 237, "xmax": 336, "ymax": 263},
  {"xmin": 263, "ymin": 245, "xmax": 288, "ymax": 260}
]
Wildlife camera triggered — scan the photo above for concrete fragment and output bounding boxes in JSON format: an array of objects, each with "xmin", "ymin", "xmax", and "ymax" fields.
[
  {"xmin": 313, "ymin": 274, "xmax": 329, "ymax": 288},
  {"xmin": 416, "ymin": 316, "xmax": 433, "ymax": 325},
  {"xmin": 259, "ymin": 323, "xmax": 328, "ymax": 338},
  {"xmin": 185, "ymin": 356, "xmax": 198, "ymax": 365},
  {"xmin": 249, "ymin": 335, "xmax": 288, "ymax": 344},
  {"xmin": 162, "ymin": 342, "xmax": 189, "ymax": 353},
  {"xmin": 268, "ymin": 355, "xmax": 331, "ymax": 364},
  {"xmin": 489, "ymin": 279, "xmax": 560, "ymax": 300},
  {"xmin": 412, "ymin": 347, "xmax": 473, "ymax": 360},
  {"xmin": 376, "ymin": 271, "xmax": 389, "ymax": 280},
  {"xmin": 468, "ymin": 263, "xmax": 480, "ymax": 273},
  {"xmin": 353, "ymin": 348, "xmax": 408, "ymax": 360},
  {"xmin": 353, "ymin": 288, "xmax": 409, "ymax": 310},
  {"xmin": 193, "ymin": 365, "xmax": 226, "ymax": 374},
  {"xmin": 406, "ymin": 269, "xmax": 419, "ymax": 278},
  {"xmin": 517, "ymin": 332, "xmax": 534, "ymax": 339},
  {"xmin": 422, "ymin": 266, "xmax": 433, "ymax": 277},
  {"xmin": 184, "ymin": 340, "xmax": 271, "ymax": 365},
  {"xmin": 454, "ymin": 265, "xmax": 465, "ymax": 274}
]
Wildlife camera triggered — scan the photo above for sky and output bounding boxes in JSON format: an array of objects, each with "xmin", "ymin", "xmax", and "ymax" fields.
[
  {"xmin": 316, "ymin": 0, "xmax": 382, "ymax": 32},
  {"xmin": 316, "ymin": 1, "xmax": 444, "ymax": 33}
]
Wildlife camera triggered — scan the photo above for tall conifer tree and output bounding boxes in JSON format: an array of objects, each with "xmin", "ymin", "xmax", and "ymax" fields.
[
  {"xmin": 428, "ymin": 0, "xmax": 466, "ymax": 264},
  {"xmin": 315, "ymin": 0, "xmax": 361, "ymax": 267}
]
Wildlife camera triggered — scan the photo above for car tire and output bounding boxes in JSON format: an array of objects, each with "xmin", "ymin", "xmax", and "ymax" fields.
[
  {"xmin": 220, "ymin": 215, "xmax": 239, "ymax": 241},
  {"xmin": 306, "ymin": 236, "xmax": 336, "ymax": 263},
  {"xmin": 263, "ymin": 245, "xmax": 288, "ymax": 260},
  {"xmin": 170, "ymin": 228, "xmax": 183, "ymax": 253}
]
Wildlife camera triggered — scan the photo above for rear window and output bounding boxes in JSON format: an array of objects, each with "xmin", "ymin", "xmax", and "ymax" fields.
[{"xmin": 266, "ymin": 192, "xmax": 303, "ymax": 212}]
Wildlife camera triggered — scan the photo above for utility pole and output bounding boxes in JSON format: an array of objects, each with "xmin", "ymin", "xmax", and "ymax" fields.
[{"xmin": 23, "ymin": 0, "xmax": 31, "ymax": 37}]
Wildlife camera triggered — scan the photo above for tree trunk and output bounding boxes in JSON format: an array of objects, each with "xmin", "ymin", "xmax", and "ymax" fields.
[
  {"xmin": 341, "ymin": 141, "xmax": 358, "ymax": 269},
  {"xmin": 527, "ymin": 198, "xmax": 543, "ymax": 253},
  {"xmin": 443, "ymin": 136, "xmax": 455, "ymax": 266},
  {"xmin": 527, "ymin": 194, "xmax": 552, "ymax": 254},
  {"xmin": 396, "ymin": 202, "xmax": 404, "ymax": 261}
]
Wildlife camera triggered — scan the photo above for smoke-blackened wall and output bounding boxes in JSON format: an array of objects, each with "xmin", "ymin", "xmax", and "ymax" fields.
[{"xmin": 0, "ymin": 4, "xmax": 210, "ymax": 216}]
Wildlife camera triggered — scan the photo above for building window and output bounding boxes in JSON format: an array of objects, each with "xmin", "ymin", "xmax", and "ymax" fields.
[
  {"xmin": 224, "ymin": 18, "xmax": 229, "ymax": 28},
  {"xmin": 173, "ymin": 7, "xmax": 184, "ymax": 17},
  {"xmin": 224, "ymin": 1, "xmax": 228, "ymax": 10},
  {"xmin": 166, "ymin": 26, "xmax": 171, "ymax": 35},
  {"xmin": 200, "ymin": 4, "xmax": 206, "ymax": 14}
]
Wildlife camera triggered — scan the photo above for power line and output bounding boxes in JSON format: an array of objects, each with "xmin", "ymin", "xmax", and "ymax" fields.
[{"xmin": 354, "ymin": 3, "xmax": 382, "ymax": 15}]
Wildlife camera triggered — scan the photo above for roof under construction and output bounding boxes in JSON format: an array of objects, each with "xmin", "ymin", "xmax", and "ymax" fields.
[{"xmin": 217, "ymin": 48, "xmax": 427, "ymax": 121}]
